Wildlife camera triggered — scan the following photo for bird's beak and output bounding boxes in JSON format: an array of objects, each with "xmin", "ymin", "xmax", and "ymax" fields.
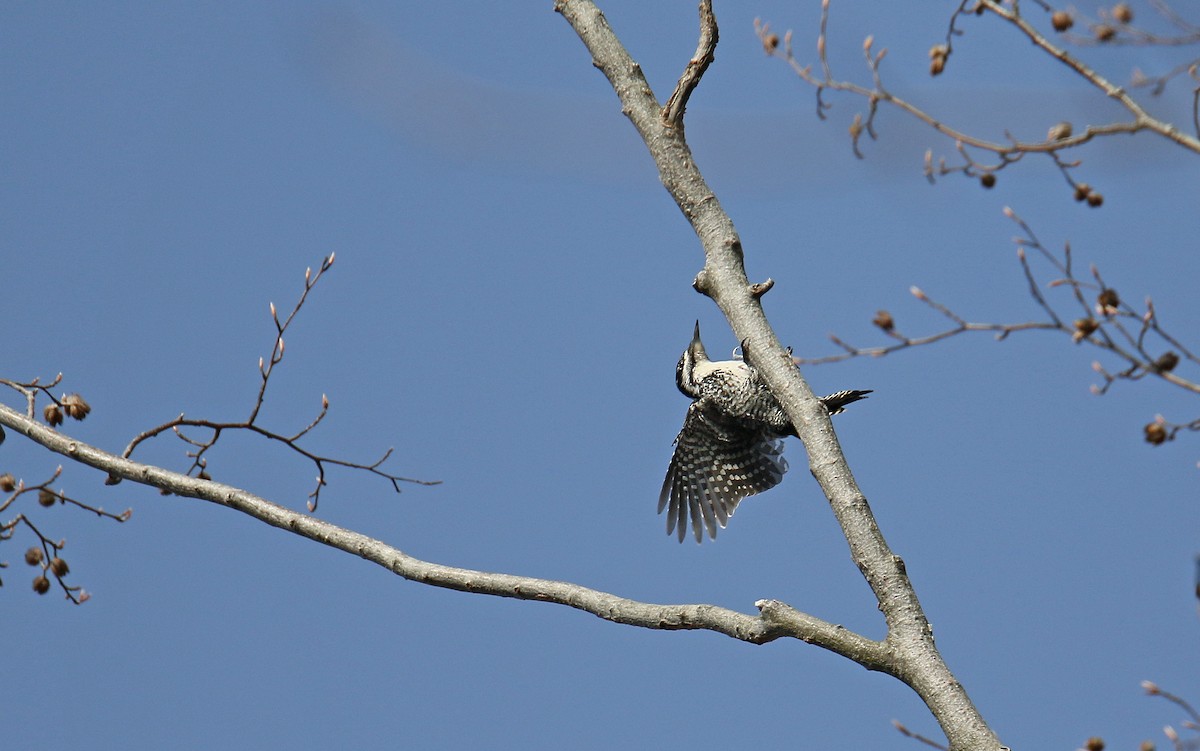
[{"xmin": 689, "ymin": 320, "xmax": 707, "ymax": 360}]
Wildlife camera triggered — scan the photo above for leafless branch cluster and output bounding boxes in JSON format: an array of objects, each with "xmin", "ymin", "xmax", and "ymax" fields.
[
  {"xmin": 1, "ymin": 254, "xmax": 440, "ymax": 604},
  {"xmin": 117, "ymin": 253, "xmax": 440, "ymax": 512},
  {"xmin": 0, "ymin": 466, "xmax": 130, "ymax": 603},
  {"xmin": 755, "ymin": 0, "xmax": 1200, "ymax": 201},
  {"xmin": 0, "ymin": 3, "xmax": 1005, "ymax": 747},
  {"xmin": 0, "ymin": 373, "xmax": 92, "ymax": 426},
  {"xmin": 1046, "ymin": 0, "xmax": 1200, "ymax": 48},
  {"xmin": 1113, "ymin": 681, "xmax": 1200, "ymax": 751},
  {"xmin": 796, "ymin": 207, "xmax": 1199, "ymax": 447},
  {"xmin": 0, "ymin": 376, "xmax": 129, "ymax": 602}
]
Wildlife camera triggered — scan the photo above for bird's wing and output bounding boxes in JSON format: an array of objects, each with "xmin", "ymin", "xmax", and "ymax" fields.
[{"xmin": 658, "ymin": 405, "xmax": 788, "ymax": 543}]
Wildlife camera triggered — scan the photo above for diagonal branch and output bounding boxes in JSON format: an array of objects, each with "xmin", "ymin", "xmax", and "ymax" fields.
[
  {"xmin": 555, "ymin": 2, "xmax": 999, "ymax": 749},
  {"xmin": 756, "ymin": 0, "xmax": 1199, "ymax": 198},
  {"xmin": 981, "ymin": 0, "xmax": 1200, "ymax": 154}
]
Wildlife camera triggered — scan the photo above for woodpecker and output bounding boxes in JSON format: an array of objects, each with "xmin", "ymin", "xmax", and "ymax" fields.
[{"xmin": 659, "ymin": 322, "xmax": 870, "ymax": 543}]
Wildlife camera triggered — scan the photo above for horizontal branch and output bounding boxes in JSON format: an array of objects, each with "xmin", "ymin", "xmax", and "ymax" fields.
[
  {"xmin": 0, "ymin": 400, "xmax": 889, "ymax": 665},
  {"xmin": 797, "ymin": 207, "xmax": 1200, "ymax": 404}
]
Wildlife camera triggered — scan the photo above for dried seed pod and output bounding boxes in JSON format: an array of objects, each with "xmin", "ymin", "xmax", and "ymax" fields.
[
  {"xmin": 1152, "ymin": 352, "xmax": 1180, "ymax": 373},
  {"xmin": 62, "ymin": 393, "xmax": 91, "ymax": 421},
  {"xmin": 1072, "ymin": 318, "xmax": 1099, "ymax": 342},
  {"xmin": 44, "ymin": 404, "xmax": 64, "ymax": 427},
  {"xmin": 1144, "ymin": 422, "xmax": 1167, "ymax": 445},
  {"xmin": 50, "ymin": 557, "xmax": 70, "ymax": 577}
]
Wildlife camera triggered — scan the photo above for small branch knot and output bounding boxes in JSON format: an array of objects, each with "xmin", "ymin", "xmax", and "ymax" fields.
[
  {"xmin": 749, "ymin": 278, "xmax": 775, "ymax": 298},
  {"xmin": 754, "ymin": 598, "xmax": 789, "ymax": 624}
]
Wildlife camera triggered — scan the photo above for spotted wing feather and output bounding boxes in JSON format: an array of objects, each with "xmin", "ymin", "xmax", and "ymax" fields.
[{"xmin": 658, "ymin": 404, "xmax": 788, "ymax": 543}]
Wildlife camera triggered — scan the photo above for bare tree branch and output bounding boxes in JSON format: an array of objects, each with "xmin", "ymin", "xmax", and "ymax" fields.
[
  {"xmin": 0, "ymin": 399, "xmax": 893, "ymax": 664},
  {"xmin": 557, "ymin": 2, "xmax": 999, "ymax": 749},
  {"xmin": 1141, "ymin": 681, "xmax": 1200, "ymax": 751},
  {"xmin": 0, "ymin": 465, "xmax": 130, "ymax": 603},
  {"xmin": 755, "ymin": 0, "xmax": 1200, "ymax": 197},
  {"xmin": 1055, "ymin": 1, "xmax": 1200, "ymax": 48},
  {"xmin": 662, "ymin": 0, "xmax": 718, "ymax": 128},
  {"xmin": 984, "ymin": 0, "xmax": 1197, "ymax": 154},
  {"xmin": 794, "ymin": 207, "xmax": 1200, "ymax": 448},
  {"xmin": 116, "ymin": 253, "xmax": 440, "ymax": 511},
  {"xmin": 2, "ymin": 4, "xmax": 1016, "ymax": 746}
]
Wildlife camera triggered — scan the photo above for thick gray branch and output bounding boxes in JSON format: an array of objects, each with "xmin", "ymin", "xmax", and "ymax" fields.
[
  {"xmin": 0, "ymin": 401, "xmax": 886, "ymax": 662},
  {"xmin": 555, "ymin": 2, "xmax": 1001, "ymax": 749}
]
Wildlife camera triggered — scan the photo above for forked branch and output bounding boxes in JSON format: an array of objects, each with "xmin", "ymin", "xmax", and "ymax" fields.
[
  {"xmin": 796, "ymin": 208, "xmax": 1199, "ymax": 447},
  {"xmin": 662, "ymin": 0, "xmax": 718, "ymax": 127},
  {"xmin": 755, "ymin": 0, "xmax": 1200, "ymax": 199},
  {"xmin": 0, "ymin": 466, "xmax": 130, "ymax": 603},
  {"xmin": 556, "ymin": 2, "xmax": 999, "ymax": 749},
  {"xmin": 0, "ymin": 398, "xmax": 889, "ymax": 664},
  {"xmin": 119, "ymin": 254, "xmax": 439, "ymax": 511}
]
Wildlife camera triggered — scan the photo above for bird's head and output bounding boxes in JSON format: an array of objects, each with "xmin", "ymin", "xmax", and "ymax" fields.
[{"xmin": 675, "ymin": 320, "xmax": 709, "ymax": 398}]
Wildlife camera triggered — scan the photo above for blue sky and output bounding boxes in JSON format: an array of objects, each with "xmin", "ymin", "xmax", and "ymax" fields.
[{"xmin": 4, "ymin": 3, "xmax": 1198, "ymax": 749}]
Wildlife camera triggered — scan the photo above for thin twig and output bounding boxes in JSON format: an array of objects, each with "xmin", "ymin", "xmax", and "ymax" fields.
[
  {"xmin": 796, "ymin": 207, "xmax": 1200, "ymax": 448},
  {"xmin": 119, "ymin": 253, "xmax": 439, "ymax": 511},
  {"xmin": 755, "ymin": 0, "xmax": 1200, "ymax": 198},
  {"xmin": 892, "ymin": 719, "xmax": 951, "ymax": 751}
]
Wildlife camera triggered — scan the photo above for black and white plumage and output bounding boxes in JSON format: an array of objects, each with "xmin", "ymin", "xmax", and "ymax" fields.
[{"xmin": 659, "ymin": 322, "xmax": 870, "ymax": 543}]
